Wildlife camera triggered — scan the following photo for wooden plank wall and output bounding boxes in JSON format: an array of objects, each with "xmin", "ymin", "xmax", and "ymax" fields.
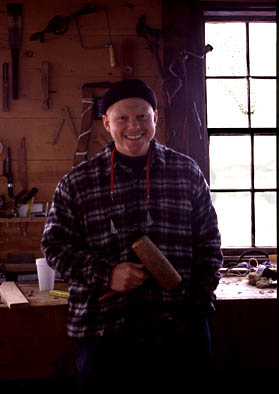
[{"xmin": 0, "ymin": 0, "xmax": 163, "ymax": 262}]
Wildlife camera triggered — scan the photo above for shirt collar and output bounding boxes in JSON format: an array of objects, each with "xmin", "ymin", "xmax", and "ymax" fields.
[{"xmin": 102, "ymin": 138, "xmax": 166, "ymax": 176}]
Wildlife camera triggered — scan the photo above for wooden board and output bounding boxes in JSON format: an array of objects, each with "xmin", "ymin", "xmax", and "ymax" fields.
[{"xmin": 0, "ymin": 281, "xmax": 29, "ymax": 308}]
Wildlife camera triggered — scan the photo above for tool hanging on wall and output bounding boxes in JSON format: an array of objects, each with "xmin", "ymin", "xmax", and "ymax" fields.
[
  {"xmin": 136, "ymin": 15, "xmax": 165, "ymax": 79},
  {"xmin": 14, "ymin": 187, "xmax": 38, "ymax": 206},
  {"xmin": 73, "ymin": 82, "xmax": 111, "ymax": 167},
  {"xmin": 18, "ymin": 137, "xmax": 28, "ymax": 191},
  {"xmin": 2, "ymin": 63, "xmax": 9, "ymax": 111},
  {"xmin": 28, "ymin": 61, "xmax": 50, "ymax": 110},
  {"xmin": 74, "ymin": 8, "xmax": 116, "ymax": 67},
  {"xmin": 2, "ymin": 147, "xmax": 14, "ymax": 199},
  {"xmin": 121, "ymin": 39, "xmax": 134, "ymax": 79},
  {"xmin": 7, "ymin": 3, "xmax": 22, "ymax": 100},
  {"xmin": 29, "ymin": 3, "xmax": 116, "ymax": 68},
  {"xmin": 165, "ymin": 45, "xmax": 213, "ymax": 106},
  {"xmin": 136, "ymin": 14, "xmax": 213, "ymax": 106},
  {"xmin": 52, "ymin": 106, "xmax": 78, "ymax": 144}
]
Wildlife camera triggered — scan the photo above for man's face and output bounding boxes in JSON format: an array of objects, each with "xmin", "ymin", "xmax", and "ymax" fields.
[{"xmin": 102, "ymin": 97, "xmax": 158, "ymax": 157}]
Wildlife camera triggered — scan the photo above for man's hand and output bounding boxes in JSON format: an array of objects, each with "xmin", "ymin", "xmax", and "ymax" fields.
[{"xmin": 109, "ymin": 263, "xmax": 148, "ymax": 293}]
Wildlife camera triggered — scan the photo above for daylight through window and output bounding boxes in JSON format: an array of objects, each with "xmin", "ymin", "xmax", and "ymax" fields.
[{"xmin": 205, "ymin": 21, "xmax": 277, "ymax": 248}]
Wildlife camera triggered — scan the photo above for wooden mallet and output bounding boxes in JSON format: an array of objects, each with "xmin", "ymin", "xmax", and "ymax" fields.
[{"xmin": 98, "ymin": 235, "xmax": 182, "ymax": 302}]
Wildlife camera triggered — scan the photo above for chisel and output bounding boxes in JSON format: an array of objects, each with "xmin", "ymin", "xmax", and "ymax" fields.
[{"xmin": 2, "ymin": 63, "xmax": 9, "ymax": 111}]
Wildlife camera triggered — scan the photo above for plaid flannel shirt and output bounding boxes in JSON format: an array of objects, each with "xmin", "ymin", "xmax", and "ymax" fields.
[{"xmin": 41, "ymin": 139, "xmax": 223, "ymax": 339}]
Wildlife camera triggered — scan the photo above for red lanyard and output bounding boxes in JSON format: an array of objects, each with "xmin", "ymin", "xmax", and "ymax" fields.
[{"xmin": 110, "ymin": 146, "xmax": 152, "ymax": 201}]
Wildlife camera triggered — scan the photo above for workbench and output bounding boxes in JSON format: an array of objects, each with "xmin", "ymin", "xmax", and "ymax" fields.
[
  {"xmin": 211, "ymin": 275, "xmax": 277, "ymax": 369},
  {"xmin": 215, "ymin": 275, "xmax": 276, "ymax": 300},
  {"xmin": 0, "ymin": 282, "xmax": 74, "ymax": 381},
  {"xmin": 0, "ymin": 276, "xmax": 277, "ymax": 381}
]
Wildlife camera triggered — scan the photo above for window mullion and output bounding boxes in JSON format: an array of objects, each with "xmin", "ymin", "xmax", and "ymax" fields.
[
  {"xmin": 246, "ymin": 24, "xmax": 255, "ymax": 247},
  {"xmin": 246, "ymin": 23, "xmax": 251, "ymax": 128},
  {"xmin": 251, "ymin": 132, "xmax": 255, "ymax": 247}
]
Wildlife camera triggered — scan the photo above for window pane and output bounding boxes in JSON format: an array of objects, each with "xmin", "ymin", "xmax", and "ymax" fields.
[
  {"xmin": 206, "ymin": 79, "xmax": 248, "ymax": 127},
  {"xmin": 255, "ymin": 192, "xmax": 277, "ymax": 246},
  {"xmin": 250, "ymin": 79, "xmax": 276, "ymax": 127},
  {"xmin": 212, "ymin": 192, "xmax": 251, "ymax": 247},
  {"xmin": 205, "ymin": 23, "xmax": 246, "ymax": 76},
  {"xmin": 254, "ymin": 136, "xmax": 277, "ymax": 189},
  {"xmin": 210, "ymin": 136, "xmax": 251, "ymax": 189},
  {"xmin": 249, "ymin": 23, "xmax": 276, "ymax": 76}
]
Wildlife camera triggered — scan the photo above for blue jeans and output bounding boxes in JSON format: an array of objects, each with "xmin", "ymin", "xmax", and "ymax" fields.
[{"xmin": 74, "ymin": 316, "xmax": 212, "ymax": 392}]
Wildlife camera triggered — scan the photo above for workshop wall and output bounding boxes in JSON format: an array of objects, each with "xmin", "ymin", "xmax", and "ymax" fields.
[
  {"xmin": 0, "ymin": 0, "xmax": 270, "ymax": 263},
  {"xmin": 0, "ymin": 0, "xmax": 163, "ymax": 262}
]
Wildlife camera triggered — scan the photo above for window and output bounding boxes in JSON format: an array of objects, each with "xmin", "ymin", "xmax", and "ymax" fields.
[{"xmin": 204, "ymin": 15, "xmax": 277, "ymax": 249}]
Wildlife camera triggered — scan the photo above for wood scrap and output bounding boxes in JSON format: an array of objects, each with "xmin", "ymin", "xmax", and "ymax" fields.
[{"xmin": 0, "ymin": 281, "xmax": 29, "ymax": 308}]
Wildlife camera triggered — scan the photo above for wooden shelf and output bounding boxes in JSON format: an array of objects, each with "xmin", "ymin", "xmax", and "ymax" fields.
[{"xmin": 0, "ymin": 217, "xmax": 46, "ymax": 223}]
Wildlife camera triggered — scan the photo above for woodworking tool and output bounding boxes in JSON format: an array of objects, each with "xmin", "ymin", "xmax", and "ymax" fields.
[
  {"xmin": 49, "ymin": 290, "xmax": 69, "ymax": 298},
  {"xmin": 7, "ymin": 3, "xmax": 22, "ymax": 100},
  {"xmin": 41, "ymin": 61, "xmax": 49, "ymax": 109},
  {"xmin": 74, "ymin": 7, "xmax": 116, "ymax": 67},
  {"xmin": 2, "ymin": 147, "xmax": 14, "ymax": 199},
  {"xmin": 73, "ymin": 82, "xmax": 111, "ymax": 167},
  {"xmin": 98, "ymin": 235, "xmax": 182, "ymax": 302},
  {"xmin": 136, "ymin": 15, "xmax": 165, "ymax": 79},
  {"xmin": 0, "ymin": 195, "xmax": 5, "ymax": 217},
  {"xmin": 121, "ymin": 39, "xmax": 134, "ymax": 79},
  {"xmin": 28, "ymin": 61, "xmax": 50, "ymax": 109},
  {"xmin": 15, "ymin": 187, "xmax": 38, "ymax": 205},
  {"xmin": 18, "ymin": 136, "xmax": 28, "ymax": 191},
  {"xmin": 132, "ymin": 236, "xmax": 182, "ymax": 290},
  {"xmin": 52, "ymin": 105, "xmax": 78, "ymax": 144},
  {"xmin": 29, "ymin": 4, "xmax": 116, "ymax": 68},
  {"xmin": 2, "ymin": 63, "xmax": 9, "ymax": 111},
  {"xmin": 256, "ymin": 264, "xmax": 277, "ymax": 281}
]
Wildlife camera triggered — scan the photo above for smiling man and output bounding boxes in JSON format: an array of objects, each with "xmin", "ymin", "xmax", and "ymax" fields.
[
  {"xmin": 41, "ymin": 79, "xmax": 223, "ymax": 391},
  {"xmin": 102, "ymin": 89, "xmax": 158, "ymax": 157}
]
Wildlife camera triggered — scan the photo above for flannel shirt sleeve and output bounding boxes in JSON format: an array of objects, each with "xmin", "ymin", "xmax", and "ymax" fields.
[
  {"xmin": 41, "ymin": 176, "xmax": 114, "ymax": 288},
  {"xmin": 190, "ymin": 165, "xmax": 223, "ymax": 314}
]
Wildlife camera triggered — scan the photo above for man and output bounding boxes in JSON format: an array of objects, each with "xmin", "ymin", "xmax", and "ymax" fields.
[{"xmin": 41, "ymin": 79, "xmax": 223, "ymax": 390}]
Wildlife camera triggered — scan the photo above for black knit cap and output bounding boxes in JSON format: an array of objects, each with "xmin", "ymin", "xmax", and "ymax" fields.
[{"xmin": 101, "ymin": 79, "xmax": 157, "ymax": 114}]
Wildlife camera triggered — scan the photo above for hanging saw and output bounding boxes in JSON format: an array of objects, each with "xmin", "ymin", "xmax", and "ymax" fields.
[{"xmin": 29, "ymin": 3, "xmax": 116, "ymax": 67}]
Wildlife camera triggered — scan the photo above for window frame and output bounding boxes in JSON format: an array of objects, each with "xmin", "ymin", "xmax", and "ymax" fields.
[{"xmin": 202, "ymin": 3, "xmax": 277, "ymax": 257}]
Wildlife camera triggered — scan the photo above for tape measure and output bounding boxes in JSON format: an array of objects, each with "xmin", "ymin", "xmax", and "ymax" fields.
[{"xmin": 49, "ymin": 290, "xmax": 69, "ymax": 298}]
